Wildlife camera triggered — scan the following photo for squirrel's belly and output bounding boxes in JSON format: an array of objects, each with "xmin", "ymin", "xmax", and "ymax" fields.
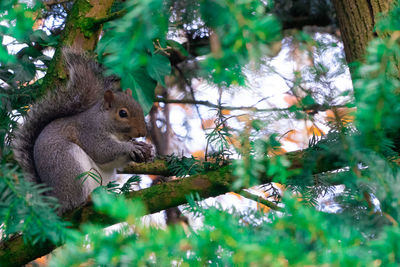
[{"xmin": 70, "ymin": 144, "xmax": 115, "ymax": 192}]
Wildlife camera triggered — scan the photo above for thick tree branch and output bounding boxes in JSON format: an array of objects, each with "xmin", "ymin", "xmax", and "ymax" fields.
[
  {"xmin": 121, "ymin": 159, "xmax": 170, "ymax": 176},
  {"xmin": 40, "ymin": 0, "xmax": 115, "ymax": 95},
  {"xmin": 121, "ymin": 149, "xmax": 345, "ymax": 183},
  {"xmin": 43, "ymin": 0, "xmax": 73, "ymax": 9}
]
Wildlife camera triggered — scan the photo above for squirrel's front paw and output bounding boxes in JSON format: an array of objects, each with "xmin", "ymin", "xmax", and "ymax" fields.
[{"xmin": 129, "ymin": 141, "xmax": 154, "ymax": 163}]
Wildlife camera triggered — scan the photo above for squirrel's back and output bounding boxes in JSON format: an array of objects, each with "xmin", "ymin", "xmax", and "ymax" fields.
[{"xmin": 12, "ymin": 48, "xmax": 118, "ymax": 183}]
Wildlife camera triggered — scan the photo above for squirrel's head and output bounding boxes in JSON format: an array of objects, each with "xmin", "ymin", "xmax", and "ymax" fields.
[{"xmin": 103, "ymin": 89, "xmax": 147, "ymax": 141}]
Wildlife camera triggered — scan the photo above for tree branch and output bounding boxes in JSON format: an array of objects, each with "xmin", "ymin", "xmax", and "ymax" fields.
[
  {"xmin": 239, "ymin": 190, "xmax": 283, "ymax": 211},
  {"xmin": 92, "ymin": 9, "xmax": 127, "ymax": 25},
  {"xmin": 154, "ymin": 97, "xmax": 353, "ymax": 114},
  {"xmin": 121, "ymin": 159, "xmax": 170, "ymax": 176}
]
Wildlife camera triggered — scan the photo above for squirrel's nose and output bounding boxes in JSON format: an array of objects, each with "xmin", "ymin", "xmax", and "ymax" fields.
[{"xmin": 131, "ymin": 128, "xmax": 146, "ymax": 138}]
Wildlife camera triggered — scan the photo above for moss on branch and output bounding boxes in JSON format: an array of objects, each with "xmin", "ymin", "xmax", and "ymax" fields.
[
  {"xmin": 41, "ymin": 0, "xmax": 116, "ymax": 95},
  {"xmin": 121, "ymin": 159, "xmax": 170, "ymax": 176}
]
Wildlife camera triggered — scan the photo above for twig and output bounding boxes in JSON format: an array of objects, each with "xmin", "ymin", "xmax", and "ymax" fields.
[
  {"xmin": 174, "ymin": 66, "xmax": 206, "ymax": 131},
  {"xmin": 239, "ymin": 190, "xmax": 283, "ymax": 211}
]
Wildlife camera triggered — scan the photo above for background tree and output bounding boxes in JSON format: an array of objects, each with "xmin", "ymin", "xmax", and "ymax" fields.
[{"xmin": 1, "ymin": 0, "xmax": 400, "ymax": 266}]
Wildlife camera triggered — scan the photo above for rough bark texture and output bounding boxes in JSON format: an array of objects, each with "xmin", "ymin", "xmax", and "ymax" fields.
[
  {"xmin": 0, "ymin": 238, "xmax": 56, "ymax": 267},
  {"xmin": 40, "ymin": 0, "xmax": 115, "ymax": 95},
  {"xmin": 122, "ymin": 159, "xmax": 170, "ymax": 176},
  {"xmin": 332, "ymin": 0, "xmax": 393, "ymax": 65}
]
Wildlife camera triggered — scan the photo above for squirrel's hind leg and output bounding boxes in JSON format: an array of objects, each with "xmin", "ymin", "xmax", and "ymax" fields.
[{"xmin": 34, "ymin": 138, "xmax": 98, "ymax": 213}]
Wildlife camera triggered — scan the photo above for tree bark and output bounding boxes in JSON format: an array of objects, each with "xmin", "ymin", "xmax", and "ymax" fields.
[
  {"xmin": 332, "ymin": 0, "xmax": 393, "ymax": 66},
  {"xmin": 40, "ymin": 0, "xmax": 115, "ymax": 95}
]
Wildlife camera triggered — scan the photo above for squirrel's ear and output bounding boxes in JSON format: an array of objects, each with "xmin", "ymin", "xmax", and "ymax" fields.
[
  {"xmin": 125, "ymin": 88, "xmax": 133, "ymax": 97},
  {"xmin": 104, "ymin": 90, "xmax": 114, "ymax": 109}
]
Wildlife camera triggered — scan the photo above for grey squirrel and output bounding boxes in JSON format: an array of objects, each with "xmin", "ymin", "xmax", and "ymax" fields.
[{"xmin": 12, "ymin": 48, "xmax": 154, "ymax": 213}]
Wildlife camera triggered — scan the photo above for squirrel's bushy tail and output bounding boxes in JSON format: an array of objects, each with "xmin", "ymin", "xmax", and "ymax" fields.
[{"xmin": 13, "ymin": 48, "xmax": 113, "ymax": 182}]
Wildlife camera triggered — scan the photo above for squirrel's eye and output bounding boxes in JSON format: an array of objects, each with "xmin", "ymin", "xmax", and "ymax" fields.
[{"xmin": 119, "ymin": 109, "xmax": 128, "ymax": 118}]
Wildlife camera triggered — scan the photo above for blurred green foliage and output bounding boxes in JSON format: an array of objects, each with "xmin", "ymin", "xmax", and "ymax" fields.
[
  {"xmin": 49, "ymin": 189, "xmax": 398, "ymax": 266},
  {"xmin": 0, "ymin": 164, "xmax": 67, "ymax": 244},
  {"xmin": 198, "ymin": 0, "xmax": 281, "ymax": 85}
]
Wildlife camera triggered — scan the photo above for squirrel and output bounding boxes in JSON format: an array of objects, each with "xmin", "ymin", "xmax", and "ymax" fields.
[{"xmin": 12, "ymin": 48, "xmax": 154, "ymax": 213}]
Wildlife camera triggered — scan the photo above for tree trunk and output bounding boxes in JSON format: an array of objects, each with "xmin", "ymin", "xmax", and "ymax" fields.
[
  {"xmin": 332, "ymin": 0, "xmax": 393, "ymax": 66},
  {"xmin": 40, "ymin": 0, "xmax": 115, "ymax": 95}
]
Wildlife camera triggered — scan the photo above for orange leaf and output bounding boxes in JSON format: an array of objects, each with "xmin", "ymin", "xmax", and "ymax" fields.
[
  {"xmin": 257, "ymin": 202, "xmax": 271, "ymax": 213},
  {"xmin": 269, "ymin": 147, "xmax": 287, "ymax": 156},
  {"xmin": 221, "ymin": 109, "xmax": 231, "ymax": 115},
  {"xmin": 227, "ymin": 134, "xmax": 241, "ymax": 149},
  {"xmin": 191, "ymin": 150, "xmax": 205, "ymax": 159},
  {"xmin": 275, "ymin": 183, "xmax": 286, "ymax": 192},
  {"xmin": 326, "ymin": 107, "xmax": 355, "ymax": 125},
  {"xmin": 236, "ymin": 114, "xmax": 251, "ymax": 123},
  {"xmin": 202, "ymin": 118, "xmax": 215, "ymax": 129},
  {"xmin": 306, "ymin": 125, "xmax": 325, "ymax": 137},
  {"xmin": 170, "ymin": 103, "xmax": 193, "ymax": 115},
  {"xmin": 28, "ymin": 255, "xmax": 48, "ymax": 266},
  {"xmin": 33, "ymin": 19, "xmax": 44, "ymax": 30},
  {"xmin": 283, "ymin": 94, "xmax": 299, "ymax": 106},
  {"xmin": 282, "ymin": 130, "xmax": 299, "ymax": 144},
  {"xmin": 148, "ymin": 175, "xmax": 159, "ymax": 181}
]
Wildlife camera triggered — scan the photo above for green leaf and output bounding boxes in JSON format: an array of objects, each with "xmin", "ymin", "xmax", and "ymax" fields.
[
  {"xmin": 29, "ymin": 30, "xmax": 58, "ymax": 46},
  {"xmin": 146, "ymin": 53, "xmax": 171, "ymax": 86},
  {"xmin": 301, "ymin": 95, "xmax": 315, "ymax": 106},
  {"xmin": 0, "ymin": 45, "xmax": 14, "ymax": 64},
  {"xmin": 166, "ymin": 39, "xmax": 189, "ymax": 57},
  {"xmin": 11, "ymin": 58, "xmax": 36, "ymax": 83},
  {"xmin": 121, "ymin": 68, "xmax": 157, "ymax": 115}
]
